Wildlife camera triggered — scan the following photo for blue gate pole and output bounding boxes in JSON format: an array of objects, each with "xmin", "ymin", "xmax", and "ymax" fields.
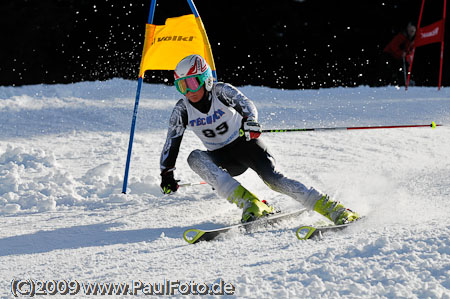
[
  {"xmin": 187, "ymin": 0, "xmax": 217, "ymax": 80},
  {"xmin": 187, "ymin": 0, "xmax": 199, "ymax": 17},
  {"xmin": 122, "ymin": 0, "xmax": 157, "ymax": 194}
]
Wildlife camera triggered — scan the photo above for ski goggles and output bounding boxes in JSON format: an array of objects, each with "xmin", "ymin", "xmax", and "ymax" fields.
[{"xmin": 174, "ymin": 69, "xmax": 212, "ymax": 95}]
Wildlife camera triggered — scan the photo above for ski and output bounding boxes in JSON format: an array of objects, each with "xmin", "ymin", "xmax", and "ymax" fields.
[
  {"xmin": 296, "ymin": 218, "xmax": 364, "ymax": 240},
  {"xmin": 183, "ymin": 208, "xmax": 307, "ymax": 244}
]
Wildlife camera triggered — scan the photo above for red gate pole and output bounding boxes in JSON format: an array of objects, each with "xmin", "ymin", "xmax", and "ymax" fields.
[{"xmin": 406, "ymin": 0, "xmax": 426, "ymax": 90}]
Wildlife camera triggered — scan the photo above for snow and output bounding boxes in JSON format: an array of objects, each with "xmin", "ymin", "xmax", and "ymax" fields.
[{"xmin": 1, "ymin": 79, "xmax": 449, "ymax": 298}]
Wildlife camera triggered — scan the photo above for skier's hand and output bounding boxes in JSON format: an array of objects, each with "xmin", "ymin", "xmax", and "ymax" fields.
[
  {"xmin": 240, "ymin": 119, "xmax": 262, "ymax": 141},
  {"xmin": 160, "ymin": 170, "xmax": 179, "ymax": 194}
]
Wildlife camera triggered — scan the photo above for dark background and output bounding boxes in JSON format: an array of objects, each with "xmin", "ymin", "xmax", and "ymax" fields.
[{"xmin": 1, "ymin": 0, "xmax": 448, "ymax": 88}]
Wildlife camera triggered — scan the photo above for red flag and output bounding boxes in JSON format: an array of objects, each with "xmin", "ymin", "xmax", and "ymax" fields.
[
  {"xmin": 406, "ymin": 0, "xmax": 446, "ymax": 90},
  {"xmin": 414, "ymin": 19, "xmax": 445, "ymax": 47}
]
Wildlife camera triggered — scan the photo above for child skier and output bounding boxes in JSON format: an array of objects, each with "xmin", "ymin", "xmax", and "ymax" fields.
[{"xmin": 160, "ymin": 54, "xmax": 359, "ymax": 224}]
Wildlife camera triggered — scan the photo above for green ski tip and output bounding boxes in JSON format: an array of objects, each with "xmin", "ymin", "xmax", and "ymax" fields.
[
  {"xmin": 296, "ymin": 226, "xmax": 317, "ymax": 240},
  {"xmin": 183, "ymin": 228, "xmax": 205, "ymax": 244}
]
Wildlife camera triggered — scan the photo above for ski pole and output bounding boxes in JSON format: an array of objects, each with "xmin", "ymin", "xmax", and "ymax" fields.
[
  {"xmin": 262, "ymin": 122, "xmax": 441, "ymax": 133},
  {"xmin": 179, "ymin": 181, "xmax": 207, "ymax": 187}
]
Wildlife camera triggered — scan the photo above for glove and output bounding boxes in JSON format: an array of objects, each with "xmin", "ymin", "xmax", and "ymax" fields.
[
  {"xmin": 240, "ymin": 119, "xmax": 262, "ymax": 141},
  {"xmin": 160, "ymin": 170, "xmax": 179, "ymax": 194}
]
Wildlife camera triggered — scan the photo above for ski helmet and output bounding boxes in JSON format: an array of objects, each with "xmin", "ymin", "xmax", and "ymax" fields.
[{"xmin": 174, "ymin": 54, "xmax": 214, "ymax": 95}]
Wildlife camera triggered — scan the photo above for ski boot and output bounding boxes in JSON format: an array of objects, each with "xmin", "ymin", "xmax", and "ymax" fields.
[
  {"xmin": 227, "ymin": 184, "xmax": 274, "ymax": 223},
  {"xmin": 314, "ymin": 195, "xmax": 360, "ymax": 225}
]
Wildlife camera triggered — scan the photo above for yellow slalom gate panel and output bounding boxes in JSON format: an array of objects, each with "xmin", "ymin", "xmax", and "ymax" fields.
[{"xmin": 139, "ymin": 14, "xmax": 215, "ymax": 77}]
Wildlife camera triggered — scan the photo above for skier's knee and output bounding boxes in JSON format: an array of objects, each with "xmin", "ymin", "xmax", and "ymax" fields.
[
  {"xmin": 187, "ymin": 149, "xmax": 206, "ymax": 169},
  {"xmin": 260, "ymin": 169, "xmax": 284, "ymax": 188}
]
